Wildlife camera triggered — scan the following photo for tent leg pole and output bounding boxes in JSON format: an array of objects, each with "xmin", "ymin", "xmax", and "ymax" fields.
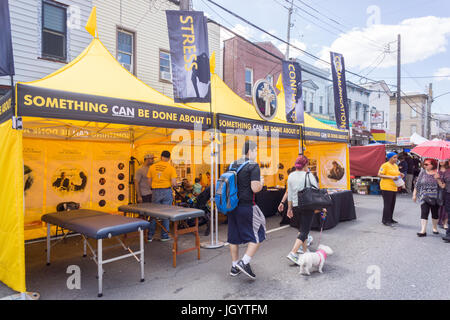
[
  {"xmin": 46, "ymin": 223, "xmax": 51, "ymax": 265},
  {"xmin": 201, "ymin": 132, "xmax": 224, "ymax": 249},
  {"xmin": 210, "ymin": 132, "xmax": 214, "ymax": 245}
]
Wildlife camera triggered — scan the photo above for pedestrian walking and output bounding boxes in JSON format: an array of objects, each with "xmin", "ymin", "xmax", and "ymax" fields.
[
  {"xmin": 398, "ymin": 154, "xmax": 408, "ymax": 193},
  {"xmin": 437, "ymin": 160, "xmax": 450, "ymax": 233},
  {"xmin": 135, "ymin": 154, "xmax": 155, "ymax": 203},
  {"xmin": 378, "ymin": 152, "xmax": 403, "ymax": 226},
  {"xmin": 285, "ymin": 155, "xmax": 326, "ymax": 265},
  {"xmin": 413, "ymin": 159, "xmax": 442, "ymax": 237},
  {"xmin": 147, "ymin": 150, "xmax": 178, "ymax": 242},
  {"xmin": 405, "ymin": 153, "xmax": 415, "ymax": 193},
  {"xmin": 227, "ymin": 140, "xmax": 265, "ymax": 280}
]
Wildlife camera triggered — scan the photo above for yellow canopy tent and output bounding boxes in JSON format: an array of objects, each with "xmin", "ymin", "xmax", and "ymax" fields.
[
  {"xmin": 189, "ymin": 74, "xmax": 350, "ymax": 189},
  {"xmin": 0, "ymin": 36, "xmax": 214, "ymax": 294}
]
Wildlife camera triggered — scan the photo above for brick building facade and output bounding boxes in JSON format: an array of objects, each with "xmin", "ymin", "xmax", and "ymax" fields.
[{"xmin": 223, "ymin": 36, "xmax": 284, "ymax": 104}]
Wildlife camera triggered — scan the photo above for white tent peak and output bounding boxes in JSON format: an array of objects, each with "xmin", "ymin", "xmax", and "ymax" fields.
[{"xmin": 410, "ymin": 132, "xmax": 428, "ymax": 145}]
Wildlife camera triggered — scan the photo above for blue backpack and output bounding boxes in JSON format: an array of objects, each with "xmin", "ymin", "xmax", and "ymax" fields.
[{"xmin": 215, "ymin": 160, "xmax": 250, "ymax": 214}]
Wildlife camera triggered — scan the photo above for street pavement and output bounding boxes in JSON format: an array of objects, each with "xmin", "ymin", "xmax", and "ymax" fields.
[{"xmin": 1, "ymin": 194, "xmax": 449, "ymax": 300}]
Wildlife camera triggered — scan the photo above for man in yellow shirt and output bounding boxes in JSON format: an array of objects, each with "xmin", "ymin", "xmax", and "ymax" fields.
[
  {"xmin": 147, "ymin": 150, "xmax": 178, "ymax": 242},
  {"xmin": 378, "ymin": 152, "xmax": 404, "ymax": 227}
]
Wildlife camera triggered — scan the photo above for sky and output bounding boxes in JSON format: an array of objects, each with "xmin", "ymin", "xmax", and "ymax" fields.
[{"xmin": 192, "ymin": 0, "xmax": 450, "ymax": 115}]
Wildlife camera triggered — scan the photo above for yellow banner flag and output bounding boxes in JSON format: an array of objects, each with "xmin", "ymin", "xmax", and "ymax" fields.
[
  {"xmin": 210, "ymin": 51, "xmax": 216, "ymax": 74},
  {"xmin": 276, "ymin": 74, "xmax": 283, "ymax": 92},
  {"xmin": 85, "ymin": 7, "xmax": 97, "ymax": 38}
]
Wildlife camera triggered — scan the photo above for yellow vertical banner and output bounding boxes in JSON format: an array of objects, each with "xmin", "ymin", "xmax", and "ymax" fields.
[
  {"xmin": 91, "ymin": 142, "xmax": 130, "ymax": 212},
  {"xmin": 45, "ymin": 140, "xmax": 91, "ymax": 213},
  {"xmin": 0, "ymin": 120, "xmax": 26, "ymax": 293},
  {"xmin": 307, "ymin": 143, "xmax": 349, "ymax": 190},
  {"xmin": 23, "ymin": 140, "xmax": 45, "ymax": 238}
]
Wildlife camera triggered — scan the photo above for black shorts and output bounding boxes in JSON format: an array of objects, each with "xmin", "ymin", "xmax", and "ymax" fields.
[{"xmin": 227, "ymin": 205, "xmax": 266, "ymax": 245}]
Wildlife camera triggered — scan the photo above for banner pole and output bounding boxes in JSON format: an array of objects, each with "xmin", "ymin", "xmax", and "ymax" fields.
[{"xmin": 201, "ymin": 99, "xmax": 224, "ymax": 249}]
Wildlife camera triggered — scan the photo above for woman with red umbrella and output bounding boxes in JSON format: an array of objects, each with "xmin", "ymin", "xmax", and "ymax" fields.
[
  {"xmin": 413, "ymin": 159, "xmax": 443, "ymax": 237},
  {"xmin": 411, "ymin": 140, "xmax": 450, "ymax": 240}
]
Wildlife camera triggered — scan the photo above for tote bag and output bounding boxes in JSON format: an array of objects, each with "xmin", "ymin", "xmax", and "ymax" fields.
[{"xmin": 297, "ymin": 172, "xmax": 333, "ymax": 211}]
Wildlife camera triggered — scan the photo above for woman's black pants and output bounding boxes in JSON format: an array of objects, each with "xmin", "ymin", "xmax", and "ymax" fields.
[
  {"xmin": 293, "ymin": 207, "xmax": 314, "ymax": 242},
  {"xmin": 381, "ymin": 190, "xmax": 397, "ymax": 223}
]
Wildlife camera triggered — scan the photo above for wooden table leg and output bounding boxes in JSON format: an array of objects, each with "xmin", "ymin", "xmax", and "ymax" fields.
[
  {"xmin": 173, "ymin": 221, "xmax": 178, "ymax": 268},
  {"xmin": 195, "ymin": 218, "xmax": 200, "ymax": 260}
]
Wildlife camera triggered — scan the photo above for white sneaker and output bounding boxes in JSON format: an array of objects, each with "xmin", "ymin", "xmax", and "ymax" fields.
[
  {"xmin": 286, "ymin": 252, "xmax": 300, "ymax": 265},
  {"xmin": 296, "ymin": 247, "xmax": 310, "ymax": 254}
]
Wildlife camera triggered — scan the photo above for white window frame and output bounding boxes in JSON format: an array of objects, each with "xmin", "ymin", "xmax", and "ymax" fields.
[
  {"xmin": 117, "ymin": 28, "xmax": 135, "ymax": 74},
  {"xmin": 245, "ymin": 68, "xmax": 253, "ymax": 97},
  {"xmin": 159, "ymin": 49, "xmax": 172, "ymax": 83}
]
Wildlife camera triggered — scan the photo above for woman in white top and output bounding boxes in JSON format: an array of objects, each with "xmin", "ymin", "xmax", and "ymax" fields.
[{"xmin": 286, "ymin": 155, "xmax": 326, "ymax": 265}]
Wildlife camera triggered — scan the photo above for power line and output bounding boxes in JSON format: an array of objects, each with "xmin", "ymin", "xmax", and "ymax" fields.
[
  {"xmin": 288, "ymin": 0, "xmax": 387, "ymax": 51},
  {"xmin": 203, "ymin": 1, "xmax": 439, "ymax": 123},
  {"xmin": 204, "ymin": 0, "xmax": 397, "ymax": 86},
  {"xmin": 293, "ymin": 0, "xmax": 387, "ymax": 49}
]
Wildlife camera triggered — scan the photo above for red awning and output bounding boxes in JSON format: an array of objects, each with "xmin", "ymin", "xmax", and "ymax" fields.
[{"xmin": 349, "ymin": 144, "xmax": 386, "ymax": 177}]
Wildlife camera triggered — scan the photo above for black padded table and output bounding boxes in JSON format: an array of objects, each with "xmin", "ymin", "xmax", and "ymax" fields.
[
  {"xmin": 42, "ymin": 209, "xmax": 151, "ymax": 297},
  {"xmin": 281, "ymin": 190, "xmax": 357, "ymax": 231},
  {"xmin": 118, "ymin": 203, "xmax": 205, "ymax": 267},
  {"xmin": 310, "ymin": 190, "xmax": 356, "ymax": 230},
  {"xmin": 255, "ymin": 188, "xmax": 285, "ymax": 217}
]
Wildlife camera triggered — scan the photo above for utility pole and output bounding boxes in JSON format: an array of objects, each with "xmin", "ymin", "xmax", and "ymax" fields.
[
  {"xmin": 426, "ymin": 83, "xmax": 432, "ymax": 139},
  {"xmin": 396, "ymin": 34, "xmax": 401, "ymax": 139},
  {"xmin": 285, "ymin": 0, "xmax": 294, "ymax": 59},
  {"xmin": 180, "ymin": 0, "xmax": 191, "ymax": 10}
]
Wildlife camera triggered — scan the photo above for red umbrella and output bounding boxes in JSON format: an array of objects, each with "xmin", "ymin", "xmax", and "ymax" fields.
[{"xmin": 411, "ymin": 140, "xmax": 450, "ymax": 161}]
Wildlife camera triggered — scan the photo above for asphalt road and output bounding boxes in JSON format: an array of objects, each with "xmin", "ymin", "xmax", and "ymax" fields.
[{"xmin": 1, "ymin": 194, "xmax": 449, "ymax": 300}]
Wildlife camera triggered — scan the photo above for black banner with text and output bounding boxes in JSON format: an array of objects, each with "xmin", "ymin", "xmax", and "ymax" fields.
[
  {"xmin": 0, "ymin": 90, "xmax": 13, "ymax": 124},
  {"xmin": 330, "ymin": 52, "xmax": 349, "ymax": 130},
  {"xmin": 217, "ymin": 114, "xmax": 301, "ymax": 139},
  {"xmin": 166, "ymin": 10, "xmax": 211, "ymax": 103},
  {"xmin": 17, "ymin": 84, "xmax": 212, "ymax": 130}
]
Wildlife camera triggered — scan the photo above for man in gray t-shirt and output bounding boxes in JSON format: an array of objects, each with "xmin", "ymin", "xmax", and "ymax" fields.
[{"xmin": 135, "ymin": 154, "xmax": 155, "ymax": 203}]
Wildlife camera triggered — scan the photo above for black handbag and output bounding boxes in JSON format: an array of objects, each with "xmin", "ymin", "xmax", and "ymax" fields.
[
  {"xmin": 297, "ymin": 172, "xmax": 333, "ymax": 211},
  {"xmin": 423, "ymin": 196, "xmax": 437, "ymax": 206}
]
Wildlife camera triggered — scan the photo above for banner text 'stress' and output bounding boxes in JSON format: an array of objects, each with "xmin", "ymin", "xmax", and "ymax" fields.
[{"xmin": 166, "ymin": 10, "xmax": 211, "ymax": 103}]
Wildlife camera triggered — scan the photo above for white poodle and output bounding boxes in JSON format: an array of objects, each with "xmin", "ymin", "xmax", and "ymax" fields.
[{"xmin": 298, "ymin": 244, "xmax": 333, "ymax": 275}]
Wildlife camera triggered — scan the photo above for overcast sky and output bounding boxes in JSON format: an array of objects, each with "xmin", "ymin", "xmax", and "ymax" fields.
[{"xmin": 193, "ymin": 0, "xmax": 450, "ymax": 115}]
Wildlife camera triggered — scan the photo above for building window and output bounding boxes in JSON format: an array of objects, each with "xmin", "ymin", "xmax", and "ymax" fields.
[
  {"xmin": 245, "ymin": 68, "xmax": 253, "ymax": 96},
  {"xmin": 319, "ymin": 96, "xmax": 323, "ymax": 114},
  {"xmin": 363, "ymin": 105, "xmax": 369, "ymax": 122},
  {"xmin": 42, "ymin": 1, "xmax": 67, "ymax": 60},
  {"xmin": 309, "ymin": 92, "xmax": 314, "ymax": 112},
  {"xmin": 159, "ymin": 50, "xmax": 172, "ymax": 82},
  {"xmin": 411, "ymin": 124, "xmax": 417, "ymax": 135},
  {"xmin": 355, "ymin": 102, "xmax": 361, "ymax": 120},
  {"xmin": 303, "ymin": 90, "xmax": 307, "ymax": 111},
  {"xmin": 348, "ymin": 99, "xmax": 352, "ymax": 118},
  {"xmin": 117, "ymin": 28, "xmax": 135, "ymax": 74}
]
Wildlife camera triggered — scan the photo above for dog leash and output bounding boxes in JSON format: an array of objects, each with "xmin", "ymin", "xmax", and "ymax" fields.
[{"xmin": 316, "ymin": 211, "xmax": 326, "ymax": 248}]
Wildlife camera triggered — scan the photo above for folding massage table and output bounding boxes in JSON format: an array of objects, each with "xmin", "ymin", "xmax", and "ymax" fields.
[
  {"xmin": 118, "ymin": 203, "xmax": 205, "ymax": 267},
  {"xmin": 41, "ymin": 209, "xmax": 151, "ymax": 297}
]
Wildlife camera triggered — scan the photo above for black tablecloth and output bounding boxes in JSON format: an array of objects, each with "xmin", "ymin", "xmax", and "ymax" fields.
[
  {"xmin": 280, "ymin": 190, "xmax": 356, "ymax": 231},
  {"xmin": 255, "ymin": 188, "xmax": 285, "ymax": 217}
]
